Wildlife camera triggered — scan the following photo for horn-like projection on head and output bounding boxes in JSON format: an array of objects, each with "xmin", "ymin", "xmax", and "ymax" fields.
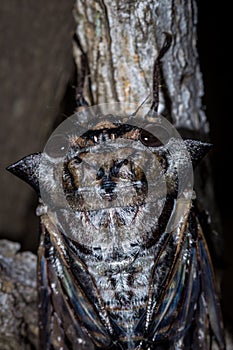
[
  {"xmin": 184, "ymin": 139, "xmax": 212, "ymax": 167},
  {"xmin": 6, "ymin": 138, "xmax": 212, "ymax": 197},
  {"xmin": 7, "ymin": 153, "xmax": 41, "ymax": 193}
]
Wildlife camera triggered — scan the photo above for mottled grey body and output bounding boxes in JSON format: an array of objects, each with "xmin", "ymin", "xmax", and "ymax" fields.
[{"xmin": 7, "ymin": 121, "xmax": 225, "ymax": 349}]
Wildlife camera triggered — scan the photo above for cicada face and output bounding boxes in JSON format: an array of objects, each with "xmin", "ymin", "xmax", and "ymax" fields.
[
  {"xmin": 61, "ymin": 122, "xmax": 167, "ymax": 251},
  {"xmin": 7, "ymin": 104, "xmax": 225, "ymax": 350},
  {"xmin": 38, "ymin": 106, "xmax": 193, "ymax": 253}
]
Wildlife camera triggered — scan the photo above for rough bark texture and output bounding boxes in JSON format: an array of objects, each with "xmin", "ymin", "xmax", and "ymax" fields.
[
  {"xmin": 73, "ymin": 0, "xmax": 221, "ymax": 266},
  {"xmin": 1, "ymin": 0, "xmax": 230, "ymax": 348},
  {"xmin": 74, "ymin": 0, "xmax": 207, "ymax": 131},
  {"xmin": 0, "ymin": 240, "xmax": 37, "ymax": 349}
]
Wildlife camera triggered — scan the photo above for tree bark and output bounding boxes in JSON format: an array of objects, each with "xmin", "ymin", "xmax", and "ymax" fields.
[
  {"xmin": 0, "ymin": 240, "xmax": 38, "ymax": 349},
  {"xmin": 73, "ymin": 0, "xmax": 222, "ymax": 268},
  {"xmin": 74, "ymin": 0, "xmax": 207, "ymax": 130},
  {"xmin": 1, "ymin": 0, "xmax": 230, "ymax": 348}
]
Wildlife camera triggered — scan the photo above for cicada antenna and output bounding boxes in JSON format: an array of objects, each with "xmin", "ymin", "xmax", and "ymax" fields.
[
  {"xmin": 150, "ymin": 32, "xmax": 172, "ymax": 114},
  {"xmin": 129, "ymin": 94, "xmax": 150, "ymax": 118}
]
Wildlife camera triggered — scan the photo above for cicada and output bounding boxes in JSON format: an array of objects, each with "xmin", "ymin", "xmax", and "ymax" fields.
[{"xmin": 7, "ymin": 34, "xmax": 225, "ymax": 349}]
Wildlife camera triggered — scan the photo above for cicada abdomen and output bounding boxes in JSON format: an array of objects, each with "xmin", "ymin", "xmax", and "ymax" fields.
[{"xmin": 7, "ymin": 34, "xmax": 225, "ymax": 350}]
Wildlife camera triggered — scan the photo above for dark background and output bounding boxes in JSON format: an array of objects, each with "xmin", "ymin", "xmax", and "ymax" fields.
[
  {"xmin": 0, "ymin": 0, "xmax": 232, "ymax": 332},
  {"xmin": 0, "ymin": 0, "xmax": 75, "ymax": 249},
  {"xmin": 197, "ymin": 1, "xmax": 233, "ymax": 331}
]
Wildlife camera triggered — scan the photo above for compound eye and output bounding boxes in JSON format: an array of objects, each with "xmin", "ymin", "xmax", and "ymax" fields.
[
  {"xmin": 45, "ymin": 134, "xmax": 69, "ymax": 158},
  {"xmin": 139, "ymin": 129, "xmax": 163, "ymax": 147}
]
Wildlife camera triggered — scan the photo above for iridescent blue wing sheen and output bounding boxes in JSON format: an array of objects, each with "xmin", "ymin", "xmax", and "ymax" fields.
[{"xmin": 38, "ymin": 214, "xmax": 115, "ymax": 350}]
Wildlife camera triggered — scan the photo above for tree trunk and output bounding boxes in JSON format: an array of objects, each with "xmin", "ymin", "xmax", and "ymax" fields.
[
  {"xmin": 74, "ymin": 0, "xmax": 206, "ymax": 130},
  {"xmin": 0, "ymin": 0, "xmax": 229, "ymax": 348},
  {"xmin": 73, "ymin": 0, "xmax": 222, "ymax": 273},
  {"xmin": 0, "ymin": 240, "xmax": 38, "ymax": 349}
]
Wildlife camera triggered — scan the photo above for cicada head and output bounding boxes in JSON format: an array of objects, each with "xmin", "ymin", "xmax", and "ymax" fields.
[
  {"xmin": 17, "ymin": 110, "xmax": 207, "ymax": 254},
  {"xmin": 7, "ymin": 113, "xmax": 211, "ymax": 254}
]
